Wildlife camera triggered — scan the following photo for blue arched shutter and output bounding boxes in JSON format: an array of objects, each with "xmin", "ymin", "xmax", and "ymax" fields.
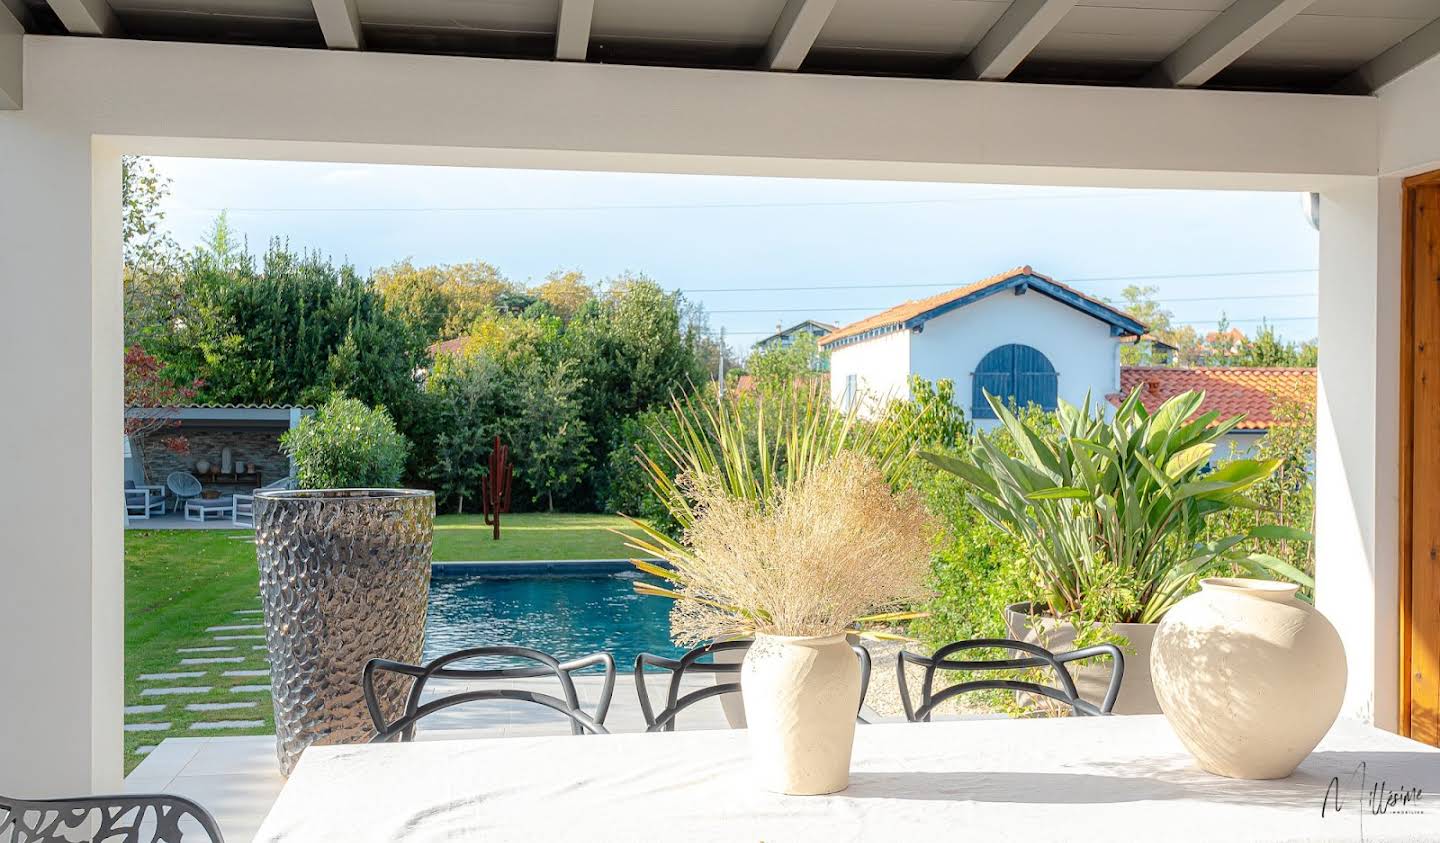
[{"xmin": 972, "ymin": 344, "xmax": 1057, "ymax": 419}]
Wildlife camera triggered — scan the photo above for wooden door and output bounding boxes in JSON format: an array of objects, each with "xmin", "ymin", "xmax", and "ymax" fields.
[{"xmin": 1402, "ymin": 171, "xmax": 1440, "ymax": 744}]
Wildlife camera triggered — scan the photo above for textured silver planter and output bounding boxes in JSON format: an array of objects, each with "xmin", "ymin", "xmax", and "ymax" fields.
[{"xmin": 254, "ymin": 488, "xmax": 434, "ymax": 776}]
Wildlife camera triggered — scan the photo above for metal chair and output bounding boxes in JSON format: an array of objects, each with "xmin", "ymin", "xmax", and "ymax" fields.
[
  {"xmin": 363, "ymin": 646, "xmax": 616, "ymax": 742},
  {"xmin": 635, "ymin": 639, "xmax": 873, "ymax": 732},
  {"xmin": 897, "ymin": 638, "xmax": 1124, "ymax": 722},
  {"xmin": 165, "ymin": 471, "xmax": 203, "ymax": 513},
  {"xmin": 0, "ymin": 792, "xmax": 224, "ymax": 842}
]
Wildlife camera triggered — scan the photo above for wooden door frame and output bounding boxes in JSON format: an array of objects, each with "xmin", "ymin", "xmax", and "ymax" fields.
[{"xmin": 1400, "ymin": 169, "xmax": 1440, "ymax": 737}]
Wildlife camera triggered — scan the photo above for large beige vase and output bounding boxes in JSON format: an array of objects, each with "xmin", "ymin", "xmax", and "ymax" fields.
[
  {"xmin": 1151, "ymin": 577, "xmax": 1346, "ymax": 779},
  {"xmin": 1004, "ymin": 603, "xmax": 1160, "ymax": 714},
  {"xmin": 740, "ymin": 632, "xmax": 860, "ymax": 795}
]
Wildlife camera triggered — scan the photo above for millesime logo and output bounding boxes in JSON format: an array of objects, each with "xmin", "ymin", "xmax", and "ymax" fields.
[{"xmin": 1321, "ymin": 761, "xmax": 1425, "ymax": 840}]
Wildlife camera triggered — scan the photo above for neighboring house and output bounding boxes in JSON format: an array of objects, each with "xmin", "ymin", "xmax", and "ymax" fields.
[
  {"xmin": 819, "ymin": 266, "xmax": 1147, "ymax": 422},
  {"xmin": 753, "ymin": 320, "xmax": 838, "ymax": 352},
  {"xmin": 1112, "ymin": 367, "xmax": 1316, "ymax": 459},
  {"xmin": 124, "ymin": 404, "xmax": 313, "ymax": 492}
]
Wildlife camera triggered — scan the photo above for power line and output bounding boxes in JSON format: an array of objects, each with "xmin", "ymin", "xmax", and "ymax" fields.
[
  {"xmin": 677, "ymin": 268, "xmax": 1317, "ymax": 295},
  {"xmin": 714, "ymin": 314, "xmax": 1316, "ymax": 337},
  {"xmin": 704, "ymin": 292, "xmax": 1316, "ymax": 314}
]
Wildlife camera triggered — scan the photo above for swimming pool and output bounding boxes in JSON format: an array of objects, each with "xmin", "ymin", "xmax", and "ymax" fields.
[{"xmin": 423, "ymin": 566, "xmax": 687, "ymax": 669}]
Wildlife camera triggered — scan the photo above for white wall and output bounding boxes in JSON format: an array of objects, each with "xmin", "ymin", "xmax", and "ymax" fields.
[
  {"xmin": 0, "ymin": 34, "xmax": 1402, "ymax": 791},
  {"xmin": 827, "ymin": 330, "xmax": 912, "ymax": 417},
  {"xmin": 908, "ymin": 290, "xmax": 1120, "ymax": 425}
]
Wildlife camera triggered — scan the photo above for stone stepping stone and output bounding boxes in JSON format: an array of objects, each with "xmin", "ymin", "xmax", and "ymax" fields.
[
  {"xmin": 233, "ymin": 609, "xmax": 264, "ymax": 615},
  {"xmin": 230, "ymin": 685, "xmax": 270, "ymax": 694},
  {"xmin": 139, "ymin": 672, "xmax": 205, "ymax": 681},
  {"xmin": 135, "ymin": 746, "xmax": 156, "ymax": 756},
  {"xmin": 222, "ymin": 669, "xmax": 270, "ymax": 678},
  {"xmin": 124, "ymin": 704, "xmax": 166, "ymax": 715},
  {"xmin": 214, "ymin": 634, "xmax": 265, "ymax": 641},
  {"xmin": 123, "ymin": 722, "xmax": 171, "ymax": 732},
  {"xmin": 186, "ymin": 701, "xmax": 258, "ymax": 712},
  {"xmin": 252, "ymin": 645, "xmax": 267, "ymax": 651},
  {"xmin": 180, "ymin": 657, "xmax": 244, "ymax": 665},
  {"xmin": 177, "ymin": 646, "xmax": 234, "ymax": 653},
  {"xmin": 206, "ymin": 624, "xmax": 263, "ymax": 632},
  {"xmin": 140, "ymin": 687, "xmax": 212, "ymax": 697},
  {"xmin": 192, "ymin": 720, "xmax": 264, "ymax": 730}
]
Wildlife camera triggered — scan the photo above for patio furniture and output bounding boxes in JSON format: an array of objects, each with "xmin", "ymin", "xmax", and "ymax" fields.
[
  {"xmin": 0, "ymin": 792, "xmax": 224, "ymax": 842},
  {"xmin": 232, "ymin": 475, "xmax": 294, "ymax": 527},
  {"xmin": 363, "ymin": 646, "xmax": 616, "ymax": 742},
  {"xmin": 634, "ymin": 639, "xmax": 872, "ymax": 732},
  {"xmin": 184, "ymin": 496, "xmax": 234, "ymax": 523},
  {"xmin": 165, "ymin": 471, "xmax": 203, "ymax": 512},
  {"xmin": 253, "ymin": 715, "xmax": 1440, "ymax": 842},
  {"xmin": 897, "ymin": 638, "xmax": 1124, "ymax": 722},
  {"xmin": 123, "ymin": 480, "xmax": 165, "ymax": 522}
]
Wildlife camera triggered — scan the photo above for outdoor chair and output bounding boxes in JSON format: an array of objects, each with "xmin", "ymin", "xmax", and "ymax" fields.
[
  {"xmin": 363, "ymin": 645, "xmax": 616, "ymax": 742},
  {"xmin": 0, "ymin": 792, "xmax": 224, "ymax": 842},
  {"xmin": 634, "ymin": 639, "xmax": 873, "ymax": 732},
  {"xmin": 232, "ymin": 475, "xmax": 295, "ymax": 527},
  {"xmin": 165, "ymin": 471, "xmax": 203, "ymax": 513},
  {"xmin": 123, "ymin": 480, "xmax": 166, "ymax": 522},
  {"xmin": 896, "ymin": 638, "xmax": 1124, "ymax": 722}
]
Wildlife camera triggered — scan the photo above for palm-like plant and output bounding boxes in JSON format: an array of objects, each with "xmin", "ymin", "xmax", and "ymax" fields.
[{"xmin": 923, "ymin": 388, "xmax": 1312, "ymax": 625}]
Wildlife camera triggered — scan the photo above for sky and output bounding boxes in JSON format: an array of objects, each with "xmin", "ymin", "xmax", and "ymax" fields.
[{"xmin": 149, "ymin": 158, "xmax": 1320, "ymax": 354}]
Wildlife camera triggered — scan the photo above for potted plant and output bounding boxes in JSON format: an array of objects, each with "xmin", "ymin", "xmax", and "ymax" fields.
[
  {"xmin": 626, "ymin": 451, "xmax": 934, "ymax": 794},
  {"xmin": 922, "ymin": 388, "xmax": 1310, "ymax": 714}
]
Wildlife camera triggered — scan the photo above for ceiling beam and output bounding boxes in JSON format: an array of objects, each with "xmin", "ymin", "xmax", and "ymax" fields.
[
  {"xmin": 45, "ymin": 0, "xmax": 120, "ymax": 37},
  {"xmin": 1335, "ymin": 17, "xmax": 1440, "ymax": 94},
  {"xmin": 763, "ymin": 0, "xmax": 837, "ymax": 71},
  {"xmin": 556, "ymin": 0, "xmax": 594, "ymax": 61},
  {"xmin": 0, "ymin": 0, "xmax": 19, "ymax": 109},
  {"xmin": 1147, "ymin": 0, "xmax": 1314, "ymax": 88},
  {"xmin": 312, "ymin": 0, "xmax": 363, "ymax": 50},
  {"xmin": 958, "ymin": 0, "xmax": 1077, "ymax": 81}
]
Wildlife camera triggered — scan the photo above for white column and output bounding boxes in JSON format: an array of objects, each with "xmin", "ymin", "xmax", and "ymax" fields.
[{"xmin": 1314, "ymin": 177, "xmax": 1400, "ymax": 730}]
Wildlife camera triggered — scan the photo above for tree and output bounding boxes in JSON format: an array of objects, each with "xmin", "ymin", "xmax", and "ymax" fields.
[
  {"xmin": 124, "ymin": 344, "xmax": 202, "ymax": 454},
  {"xmin": 746, "ymin": 333, "xmax": 827, "ymax": 391},
  {"xmin": 535, "ymin": 269, "xmax": 594, "ymax": 321},
  {"xmin": 282, "ymin": 395, "xmax": 411, "ymax": 488},
  {"xmin": 372, "ymin": 259, "xmax": 452, "ymax": 343},
  {"xmin": 1231, "ymin": 322, "xmax": 1318, "ymax": 367},
  {"xmin": 1114, "ymin": 285, "xmax": 1200, "ymax": 365},
  {"xmin": 509, "ymin": 357, "xmax": 592, "ymax": 511}
]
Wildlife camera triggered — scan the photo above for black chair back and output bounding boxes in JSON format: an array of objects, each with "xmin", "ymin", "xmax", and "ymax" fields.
[
  {"xmin": 0, "ymin": 793, "xmax": 224, "ymax": 842},
  {"xmin": 635, "ymin": 639, "xmax": 873, "ymax": 732},
  {"xmin": 364, "ymin": 645, "xmax": 615, "ymax": 742},
  {"xmin": 897, "ymin": 638, "xmax": 1123, "ymax": 722}
]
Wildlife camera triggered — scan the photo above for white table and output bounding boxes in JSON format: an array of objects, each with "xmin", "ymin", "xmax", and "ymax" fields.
[{"xmin": 254, "ymin": 715, "xmax": 1440, "ymax": 842}]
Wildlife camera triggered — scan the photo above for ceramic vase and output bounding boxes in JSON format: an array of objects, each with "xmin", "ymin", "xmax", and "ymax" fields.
[
  {"xmin": 195, "ymin": 460, "xmax": 210, "ymax": 475},
  {"xmin": 740, "ymin": 632, "xmax": 859, "ymax": 795},
  {"xmin": 1151, "ymin": 577, "xmax": 1346, "ymax": 780},
  {"xmin": 253, "ymin": 488, "xmax": 435, "ymax": 776}
]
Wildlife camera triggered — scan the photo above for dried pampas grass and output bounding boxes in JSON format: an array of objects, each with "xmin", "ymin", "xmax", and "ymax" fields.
[{"xmin": 632, "ymin": 451, "xmax": 936, "ymax": 646}]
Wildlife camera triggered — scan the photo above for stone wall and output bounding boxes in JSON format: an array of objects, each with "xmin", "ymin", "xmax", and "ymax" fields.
[{"xmin": 139, "ymin": 427, "xmax": 290, "ymax": 490}]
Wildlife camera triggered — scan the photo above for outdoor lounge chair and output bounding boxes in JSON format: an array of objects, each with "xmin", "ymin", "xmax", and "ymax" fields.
[
  {"xmin": 634, "ymin": 639, "xmax": 872, "ymax": 732},
  {"xmin": 185, "ymin": 496, "xmax": 234, "ymax": 523},
  {"xmin": 165, "ymin": 471, "xmax": 203, "ymax": 512},
  {"xmin": 0, "ymin": 791, "xmax": 224, "ymax": 842},
  {"xmin": 124, "ymin": 480, "xmax": 166, "ymax": 522},
  {"xmin": 896, "ymin": 638, "xmax": 1124, "ymax": 722},
  {"xmin": 363, "ymin": 646, "xmax": 616, "ymax": 742},
  {"xmin": 232, "ymin": 475, "xmax": 295, "ymax": 527}
]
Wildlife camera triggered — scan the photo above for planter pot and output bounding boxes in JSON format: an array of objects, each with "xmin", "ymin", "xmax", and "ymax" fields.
[
  {"xmin": 711, "ymin": 644, "xmax": 748, "ymax": 728},
  {"xmin": 253, "ymin": 488, "xmax": 434, "ymax": 776},
  {"xmin": 1004, "ymin": 602, "xmax": 1159, "ymax": 715},
  {"xmin": 740, "ymin": 632, "xmax": 859, "ymax": 795},
  {"xmin": 1152, "ymin": 577, "xmax": 1345, "ymax": 779}
]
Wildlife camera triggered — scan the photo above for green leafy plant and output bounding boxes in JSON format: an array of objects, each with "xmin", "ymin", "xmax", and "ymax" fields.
[
  {"xmin": 923, "ymin": 388, "xmax": 1311, "ymax": 625},
  {"xmin": 282, "ymin": 395, "xmax": 411, "ymax": 489}
]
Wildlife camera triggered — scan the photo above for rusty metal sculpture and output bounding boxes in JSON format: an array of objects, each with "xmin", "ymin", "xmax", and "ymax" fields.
[{"xmin": 482, "ymin": 435, "xmax": 513, "ymax": 540}]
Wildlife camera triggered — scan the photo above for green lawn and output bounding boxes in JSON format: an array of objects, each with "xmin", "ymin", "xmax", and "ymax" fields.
[{"xmin": 123, "ymin": 512, "xmax": 648, "ymax": 773}]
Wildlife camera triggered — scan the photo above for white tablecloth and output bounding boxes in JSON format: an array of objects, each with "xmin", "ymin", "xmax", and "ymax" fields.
[{"xmin": 255, "ymin": 715, "xmax": 1440, "ymax": 842}]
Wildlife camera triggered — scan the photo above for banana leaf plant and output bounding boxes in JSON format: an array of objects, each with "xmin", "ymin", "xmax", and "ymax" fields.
[
  {"xmin": 618, "ymin": 382, "xmax": 926, "ymax": 640},
  {"xmin": 922, "ymin": 388, "xmax": 1313, "ymax": 625}
]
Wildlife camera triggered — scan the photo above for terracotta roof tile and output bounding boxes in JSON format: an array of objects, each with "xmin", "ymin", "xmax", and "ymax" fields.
[
  {"xmin": 818, "ymin": 266, "xmax": 1143, "ymax": 347},
  {"xmin": 429, "ymin": 337, "xmax": 470, "ymax": 357},
  {"xmin": 1111, "ymin": 367, "xmax": 1315, "ymax": 431}
]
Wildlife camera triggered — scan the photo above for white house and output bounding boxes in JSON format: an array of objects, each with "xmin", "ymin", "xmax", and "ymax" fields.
[{"xmin": 821, "ymin": 266, "xmax": 1146, "ymax": 423}]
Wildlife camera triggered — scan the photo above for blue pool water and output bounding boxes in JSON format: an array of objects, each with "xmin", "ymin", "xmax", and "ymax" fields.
[{"xmin": 423, "ymin": 569, "xmax": 687, "ymax": 669}]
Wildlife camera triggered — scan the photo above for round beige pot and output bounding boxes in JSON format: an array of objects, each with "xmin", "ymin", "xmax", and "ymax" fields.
[
  {"xmin": 740, "ymin": 632, "xmax": 860, "ymax": 796},
  {"xmin": 1003, "ymin": 603, "xmax": 1160, "ymax": 715},
  {"xmin": 1152, "ymin": 577, "xmax": 1346, "ymax": 780}
]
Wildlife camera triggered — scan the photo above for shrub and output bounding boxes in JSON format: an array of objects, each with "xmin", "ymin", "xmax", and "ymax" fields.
[{"xmin": 282, "ymin": 395, "xmax": 411, "ymax": 489}]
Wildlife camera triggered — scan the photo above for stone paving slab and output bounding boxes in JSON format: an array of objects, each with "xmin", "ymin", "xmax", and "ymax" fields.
[
  {"xmin": 124, "ymin": 722, "xmax": 172, "ymax": 732},
  {"xmin": 233, "ymin": 609, "xmax": 264, "ymax": 615},
  {"xmin": 206, "ymin": 624, "xmax": 263, "ymax": 632},
  {"xmin": 187, "ymin": 701, "xmax": 259, "ymax": 712},
  {"xmin": 134, "ymin": 746, "xmax": 156, "ymax": 756},
  {"xmin": 222, "ymin": 669, "xmax": 270, "ymax": 678},
  {"xmin": 139, "ymin": 672, "xmax": 206, "ymax": 681},
  {"xmin": 192, "ymin": 720, "xmax": 265, "ymax": 730},
  {"xmin": 230, "ymin": 685, "xmax": 271, "ymax": 694},
  {"xmin": 124, "ymin": 704, "xmax": 166, "ymax": 715},
  {"xmin": 178, "ymin": 646, "xmax": 235, "ymax": 653},
  {"xmin": 180, "ymin": 657, "xmax": 245, "ymax": 665},
  {"xmin": 141, "ymin": 686, "xmax": 213, "ymax": 696},
  {"xmin": 214, "ymin": 634, "xmax": 265, "ymax": 640}
]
